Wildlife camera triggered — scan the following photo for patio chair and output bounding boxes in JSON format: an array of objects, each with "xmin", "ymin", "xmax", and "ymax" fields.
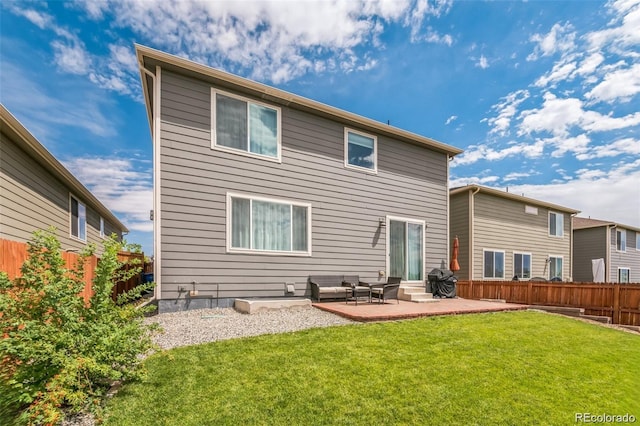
[{"xmin": 370, "ymin": 277, "xmax": 401, "ymax": 304}]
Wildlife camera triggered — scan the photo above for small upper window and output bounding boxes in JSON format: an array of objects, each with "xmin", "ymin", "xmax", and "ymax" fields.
[
  {"xmin": 344, "ymin": 128, "xmax": 377, "ymax": 173},
  {"xmin": 70, "ymin": 195, "xmax": 86, "ymax": 241},
  {"xmin": 212, "ymin": 90, "xmax": 281, "ymax": 161},
  {"xmin": 549, "ymin": 212, "xmax": 563, "ymax": 237},
  {"xmin": 617, "ymin": 230, "xmax": 626, "ymax": 252}
]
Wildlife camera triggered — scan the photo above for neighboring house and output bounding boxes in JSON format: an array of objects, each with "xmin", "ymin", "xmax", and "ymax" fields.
[
  {"xmin": 0, "ymin": 104, "xmax": 127, "ymax": 255},
  {"xmin": 449, "ymin": 184, "xmax": 580, "ymax": 281},
  {"xmin": 135, "ymin": 45, "xmax": 463, "ymax": 312},
  {"xmin": 573, "ymin": 217, "xmax": 640, "ymax": 283}
]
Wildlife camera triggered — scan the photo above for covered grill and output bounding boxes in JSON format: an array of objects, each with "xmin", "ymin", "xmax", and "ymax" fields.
[{"xmin": 427, "ymin": 268, "xmax": 458, "ymax": 298}]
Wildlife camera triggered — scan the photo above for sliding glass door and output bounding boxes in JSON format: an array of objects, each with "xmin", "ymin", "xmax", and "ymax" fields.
[{"xmin": 387, "ymin": 216, "xmax": 425, "ymax": 282}]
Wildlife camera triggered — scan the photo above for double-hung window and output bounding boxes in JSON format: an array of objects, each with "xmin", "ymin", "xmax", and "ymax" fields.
[
  {"xmin": 617, "ymin": 230, "xmax": 626, "ymax": 252},
  {"xmin": 483, "ymin": 249, "xmax": 505, "ymax": 279},
  {"xmin": 70, "ymin": 195, "xmax": 86, "ymax": 241},
  {"xmin": 227, "ymin": 193, "xmax": 311, "ymax": 255},
  {"xmin": 514, "ymin": 253, "xmax": 531, "ymax": 279},
  {"xmin": 549, "ymin": 211, "xmax": 563, "ymax": 237},
  {"xmin": 549, "ymin": 256, "xmax": 563, "ymax": 280},
  {"xmin": 618, "ymin": 268, "xmax": 630, "ymax": 283},
  {"xmin": 345, "ymin": 128, "xmax": 377, "ymax": 173},
  {"xmin": 212, "ymin": 90, "xmax": 281, "ymax": 161}
]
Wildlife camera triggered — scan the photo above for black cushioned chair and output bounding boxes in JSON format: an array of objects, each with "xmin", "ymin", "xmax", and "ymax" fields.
[{"xmin": 370, "ymin": 277, "xmax": 401, "ymax": 304}]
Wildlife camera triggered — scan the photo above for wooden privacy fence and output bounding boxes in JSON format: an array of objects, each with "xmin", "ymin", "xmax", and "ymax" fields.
[
  {"xmin": 457, "ymin": 280, "xmax": 640, "ymax": 326},
  {"xmin": 1, "ymin": 238, "xmax": 145, "ymax": 303}
]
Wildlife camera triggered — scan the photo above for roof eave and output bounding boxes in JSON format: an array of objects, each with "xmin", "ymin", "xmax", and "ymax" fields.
[{"xmin": 134, "ymin": 44, "xmax": 463, "ymax": 157}]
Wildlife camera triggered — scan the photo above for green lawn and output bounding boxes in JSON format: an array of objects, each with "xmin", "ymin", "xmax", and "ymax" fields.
[{"xmin": 104, "ymin": 311, "xmax": 640, "ymax": 425}]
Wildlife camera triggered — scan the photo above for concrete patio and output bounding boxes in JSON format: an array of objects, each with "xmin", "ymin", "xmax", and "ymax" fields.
[{"xmin": 313, "ymin": 297, "xmax": 528, "ymax": 322}]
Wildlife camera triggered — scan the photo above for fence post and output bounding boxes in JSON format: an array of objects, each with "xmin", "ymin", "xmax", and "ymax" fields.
[
  {"xmin": 527, "ymin": 281, "xmax": 533, "ymax": 305},
  {"xmin": 612, "ymin": 284, "xmax": 620, "ymax": 324},
  {"xmin": 469, "ymin": 280, "xmax": 474, "ymax": 299}
]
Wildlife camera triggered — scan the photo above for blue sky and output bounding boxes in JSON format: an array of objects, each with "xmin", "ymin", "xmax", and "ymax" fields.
[{"xmin": 1, "ymin": 0, "xmax": 639, "ymax": 255}]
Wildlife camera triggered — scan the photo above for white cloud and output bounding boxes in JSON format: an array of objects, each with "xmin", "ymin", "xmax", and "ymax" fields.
[
  {"xmin": 585, "ymin": 63, "xmax": 640, "ymax": 103},
  {"xmin": 487, "ymin": 90, "xmax": 530, "ymax": 136},
  {"xmin": 576, "ymin": 138, "xmax": 640, "ymax": 160},
  {"xmin": 445, "ymin": 115, "xmax": 457, "ymax": 125},
  {"xmin": 64, "ymin": 157, "xmax": 153, "ymax": 232},
  {"xmin": 587, "ymin": 0, "xmax": 640, "ymax": 50},
  {"xmin": 503, "ymin": 172, "xmax": 533, "ymax": 182},
  {"xmin": 527, "ymin": 22, "xmax": 576, "ymax": 61},
  {"xmin": 449, "ymin": 175, "xmax": 500, "ymax": 188},
  {"xmin": 476, "ymin": 55, "xmax": 489, "ymax": 69},
  {"xmin": 575, "ymin": 52, "xmax": 605, "ymax": 77},
  {"xmin": 452, "ymin": 139, "xmax": 546, "ymax": 166},
  {"xmin": 534, "ymin": 60, "xmax": 577, "ymax": 87},
  {"xmin": 51, "ymin": 40, "xmax": 91, "ymax": 75}
]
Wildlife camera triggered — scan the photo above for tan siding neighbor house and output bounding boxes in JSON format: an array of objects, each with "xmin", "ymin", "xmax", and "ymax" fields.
[
  {"xmin": 0, "ymin": 105, "xmax": 127, "ymax": 254},
  {"xmin": 450, "ymin": 185, "xmax": 579, "ymax": 281}
]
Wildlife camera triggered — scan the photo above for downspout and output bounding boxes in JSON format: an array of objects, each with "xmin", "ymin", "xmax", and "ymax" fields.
[
  {"xmin": 569, "ymin": 212, "xmax": 577, "ymax": 281},
  {"xmin": 469, "ymin": 186, "xmax": 480, "ymax": 281},
  {"xmin": 141, "ymin": 65, "xmax": 162, "ymax": 302},
  {"xmin": 606, "ymin": 224, "xmax": 614, "ymax": 283}
]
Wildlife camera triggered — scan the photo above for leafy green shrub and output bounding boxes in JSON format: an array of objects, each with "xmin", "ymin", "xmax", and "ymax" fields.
[{"xmin": 0, "ymin": 229, "xmax": 156, "ymax": 425}]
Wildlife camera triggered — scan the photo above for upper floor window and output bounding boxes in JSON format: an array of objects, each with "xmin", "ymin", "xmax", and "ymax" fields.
[
  {"xmin": 514, "ymin": 253, "xmax": 531, "ymax": 279},
  {"xmin": 70, "ymin": 195, "xmax": 86, "ymax": 241},
  {"xmin": 617, "ymin": 229, "xmax": 626, "ymax": 252},
  {"xmin": 344, "ymin": 128, "xmax": 377, "ymax": 173},
  {"xmin": 549, "ymin": 211, "xmax": 563, "ymax": 237},
  {"xmin": 212, "ymin": 90, "xmax": 281, "ymax": 161},
  {"xmin": 227, "ymin": 193, "xmax": 311, "ymax": 256},
  {"xmin": 483, "ymin": 249, "xmax": 505, "ymax": 279}
]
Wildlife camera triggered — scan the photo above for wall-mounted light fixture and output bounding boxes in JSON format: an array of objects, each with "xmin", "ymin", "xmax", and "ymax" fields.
[{"xmin": 378, "ymin": 217, "xmax": 386, "ymax": 227}]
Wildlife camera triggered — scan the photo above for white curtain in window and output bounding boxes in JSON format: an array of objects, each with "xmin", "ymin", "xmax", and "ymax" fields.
[
  {"xmin": 252, "ymin": 201, "xmax": 291, "ymax": 251},
  {"xmin": 232, "ymin": 198, "xmax": 250, "ymax": 248},
  {"xmin": 216, "ymin": 94, "xmax": 247, "ymax": 150},
  {"xmin": 78, "ymin": 203, "xmax": 86, "ymax": 240},
  {"xmin": 292, "ymin": 206, "xmax": 307, "ymax": 251},
  {"xmin": 407, "ymin": 223, "xmax": 423, "ymax": 280},
  {"xmin": 249, "ymin": 104, "xmax": 278, "ymax": 157}
]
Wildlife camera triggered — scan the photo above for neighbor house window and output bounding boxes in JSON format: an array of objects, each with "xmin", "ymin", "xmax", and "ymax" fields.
[
  {"xmin": 549, "ymin": 256, "xmax": 563, "ymax": 280},
  {"xmin": 617, "ymin": 229, "xmax": 626, "ymax": 252},
  {"xmin": 483, "ymin": 250, "xmax": 505, "ymax": 279},
  {"xmin": 70, "ymin": 195, "xmax": 86, "ymax": 241},
  {"xmin": 387, "ymin": 216, "xmax": 425, "ymax": 282},
  {"xmin": 618, "ymin": 268, "xmax": 630, "ymax": 284},
  {"xmin": 514, "ymin": 253, "xmax": 532, "ymax": 279},
  {"xmin": 636, "ymin": 232, "xmax": 640, "ymax": 250},
  {"xmin": 549, "ymin": 212, "xmax": 563, "ymax": 237},
  {"xmin": 344, "ymin": 128, "xmax": 377, "ymax": 172},
  {"xmin": 100, "ymin": 217, "xmax": 105, "ymax": 238},
  {"xmin": 227, "ymin": 194, "xmax": 311, "ymax": 255},
  {"xmin": 212, "ymin": 90, "xmax": 281, "ymax": 161}
]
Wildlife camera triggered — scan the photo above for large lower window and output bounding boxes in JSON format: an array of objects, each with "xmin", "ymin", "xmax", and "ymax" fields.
[
  {"xmin": 549, "ymin": 211, "xmax": 563, "ymax": 237},
  {"xmin": 549, "ymin": 256, "xmax": 563, "ymax": 280},
  {"xmin": 618, "ymin": 268, "xmax": 630, "ymax": 283},
  {"xmin": 212, "ymin": 90, "xmax": 280, "ymax": 160},
  {"xmin": 70, "ymin": 195, "xmax": 86, "ymax": 241},
  {"xmin": 483, "ymin": 250, "xmax": 505, "ymax": 279},
  {"xmin": 345, "ymin": 128, "xmax": 377, "ymax": 172},
  {"xmin": 388, "ymin": 217, "xmax": 424, "ymax": 281},
  {"xmin": 228, "ymin": 194, "xmax": 310, "ymax": 255},
  {"xmin": 514, "ymin": 253, "xmax": 531, "ymax": 279}
]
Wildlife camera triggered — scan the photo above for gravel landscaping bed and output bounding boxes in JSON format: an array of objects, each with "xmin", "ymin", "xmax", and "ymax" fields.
[{"xmin": 145, "ymin": 305, "xmax": 357, "ymax": 350}]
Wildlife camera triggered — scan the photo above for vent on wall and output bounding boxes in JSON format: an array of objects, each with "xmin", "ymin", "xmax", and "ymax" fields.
[{"xmin": 525, "ymin": 205, "xmax": 538, "ymax": 215}]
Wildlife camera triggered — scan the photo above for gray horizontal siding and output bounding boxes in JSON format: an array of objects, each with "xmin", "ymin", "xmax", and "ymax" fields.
[
  {"xmin": 0, "ymin": 131, "xmax": 118, "ymax": 255},
  {"xmin": 158, "ymin": 69, "xmax": 449, "ymax": 299},
  {"xmin": 449, "ymin": 192, "xmax": 470, "ymax": 280},
  {"xmin": 471, "ymin": 192, "xmax": 573, "ymax": 281},
  {"xmin": 572, "ymin": 227, "xmax": 607, "ymax": 282}
]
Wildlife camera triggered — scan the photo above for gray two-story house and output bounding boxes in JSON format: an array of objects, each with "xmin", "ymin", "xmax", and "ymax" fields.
[
  {"xmin": 450, "ymin": 185, "xmax": 580, "ymax": 281},
  {"xmin": 135, "ymin": 45, "xmax": 463, "ymax": 312},
  {"xmin": 0, "ymin": 105, "xmax": 126, "ymax": 255},
  {"xmin": 573, "ymin": 217, "xmax": 640, "ymax": 283}
]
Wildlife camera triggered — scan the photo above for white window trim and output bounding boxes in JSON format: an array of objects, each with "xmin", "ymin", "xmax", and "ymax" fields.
[
  {"xmin": 548, "ymin": 211, "xmax": 564, "ymax": 238},
  {"xmin": 385, "ymin": 215, "xmax": 426, "ymax": 284},
  {"xmin": 617, "ymin": 267, "xmax": 630, "ymax": 284},
  {"xmin": 211, "ymin": 88, "xmax": 282, "ymax": 163},
  {"xmin": 482, "ymin": 248, "xmax": 506, "ymax": 280},
  {"xmin": 513, "ymin": 252, "xmax": 532, "ymax": 280},
  {"xmin": 69, "ymin": 193, "xmax": 87, "ymax": 242},
  {"xmin": 344, "ymin": 127, "xmax": 378, "ymax": 174},
  {"xmin": 226, "ymin": 192, "xmax": 312, "ymax": 256},
  {"xmin": 548, "ymin": 255, "xmax": 564, "ymax": 280},
  {"xmin": 616, "ymin": 229, "xmax": 627, "ymax": 252},
  {"xmin": 99, "ymin": 217, "xmax": 105, "ymax": 238}
]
